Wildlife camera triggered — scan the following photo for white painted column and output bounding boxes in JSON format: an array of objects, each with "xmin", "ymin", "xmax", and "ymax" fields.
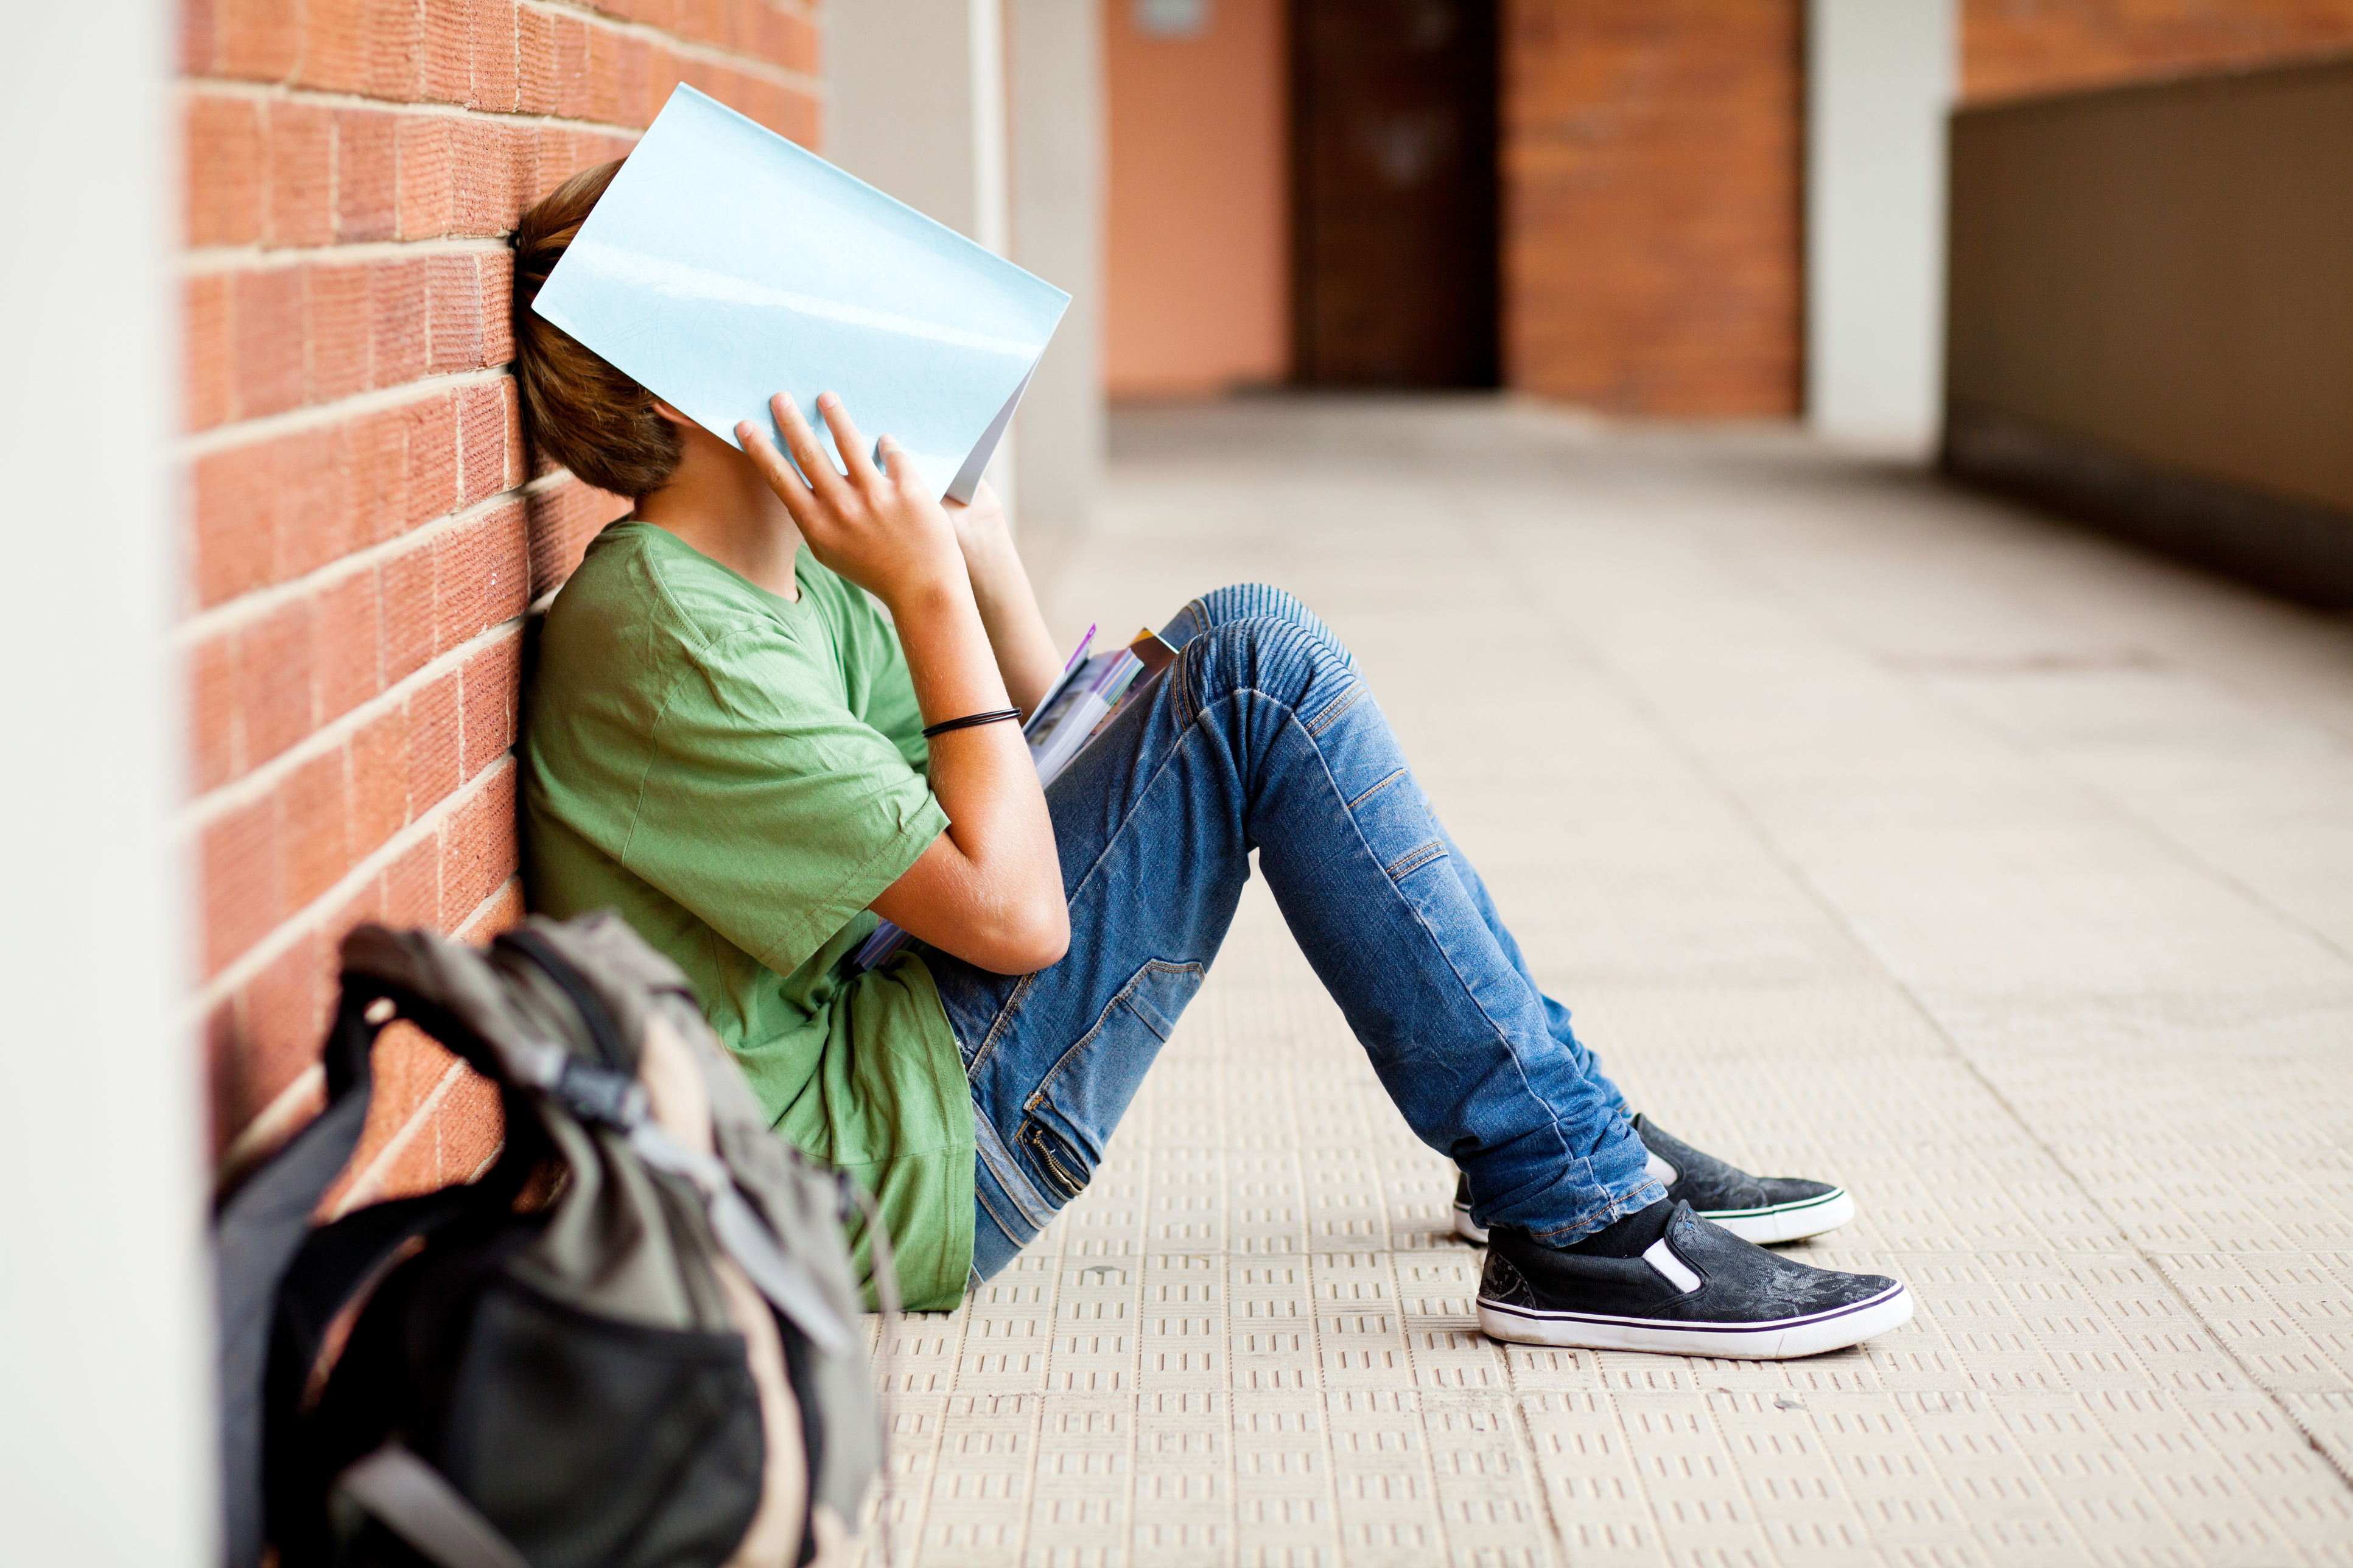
[
  {"xmin": 0, "ymin": 1, "xmax": 214, "ymax": 1562},
  {"xmin": 1006, "ymin": 0, "xmax": 1106, "ymax": 531},
  {"xmin": 1806, "ymin": 0, "xmax": 1957, "ymax": 447},
  {"xmin": 827, "ymin": 0, "xmax": 1022, "ymax": 519}
]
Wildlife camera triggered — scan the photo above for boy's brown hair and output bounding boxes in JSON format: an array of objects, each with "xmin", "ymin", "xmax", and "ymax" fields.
[{"xmin": 510, "ymin": 159, "xmax": 682, "ymax": 499}]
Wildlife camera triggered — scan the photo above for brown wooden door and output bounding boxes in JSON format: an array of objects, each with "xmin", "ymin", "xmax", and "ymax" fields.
[{"xmin": 1291, "ymin": 0, "xmax": 1499, "ymax": 387}]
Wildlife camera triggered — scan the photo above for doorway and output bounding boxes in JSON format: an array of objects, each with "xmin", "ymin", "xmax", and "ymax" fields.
[{"xmin": 1289, "ymin": 0, "xmax": 1500, "ymax": 388}]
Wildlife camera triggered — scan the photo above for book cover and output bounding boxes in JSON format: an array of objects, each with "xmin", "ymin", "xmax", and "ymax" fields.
[{"xmin": 532, "ymin": 84, "xmax": 1070, "ymax": 500}]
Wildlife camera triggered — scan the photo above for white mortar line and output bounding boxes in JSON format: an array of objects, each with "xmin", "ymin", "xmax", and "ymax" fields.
[
  {"xmin": 181, "ymin": 236, "xmax": 514, "ymax": 275},
  {"xmin": 210, "ymin": 875, "xmax": 524, "ymax": 1188},
  {"xmin": 179, "ymin": 608, "xmax": 524, "ymax": 831},
  {"xmin": 176, "ymin": 463, "xmax": 582, "ymax": 643},
  {"xmin": 186, "ymin": 754, "xmax": 518, "ymax": 1018},
  {"xmin": 179, "ymin": 368, "xmax": 512, "ymax": 458}
]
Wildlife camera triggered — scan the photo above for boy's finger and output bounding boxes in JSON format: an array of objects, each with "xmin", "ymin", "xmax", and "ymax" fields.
[
  {"xmin": 768, "ymin": 393, "xmax": 846, "ymax": 500},
  {"xmin": 875, "ymin": 434, "xmax": 918, "ymax": 488},
  {"xmin": 815, "ymin": 392, "xmax": 880, "ymax": 486},
  {"xmin": 737, "ymin": 419, "xmax": 818, "ymax": 522}
]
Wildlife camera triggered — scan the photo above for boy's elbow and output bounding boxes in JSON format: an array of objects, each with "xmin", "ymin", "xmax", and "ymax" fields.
[{"xmin": 999, "ymin": 898, "xmax": 1068, "ymax": 975}]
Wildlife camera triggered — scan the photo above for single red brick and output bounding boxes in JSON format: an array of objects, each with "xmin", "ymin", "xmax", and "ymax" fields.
[
  {"xmin": 265, "ymin": 423, "xmax": 361, "ymax": 584},
  {"xmin": 191, "ymin": 633, "xmax": 239, "ymax": 793},
  {"xmin": 192, "ymin": 439, "xmax": 281, "ymax": 606},
  {"xmin": 426, "ymin": 253, "xmax": 484, "ymax": 375},
  {"xmin": 262, "ymin": 100, "xmax": 334, "ymax": 247},
  {"xmin": 363, "ymin": 0, "xmax": 424, "ymax": 99},
  {"xmin": 380, "ymin": 536, "xmax": 438, "ymax": 684},
  {"xmin": 186, "ymin": 275, "xmax": 235, "ymax": 431},
  {"xmin": 214, "ymin": 0, "xmax": 300, "ymax": 80},
  {"xmin": 454, "ymin": 383, "xmax": 511, "ymax": 508},
  {"xmin": 450, "ymin": 116, "xmax": 514, "ymax": 238},
  {"xmin": 516, "ymin": 4, "xmax": 558, "ymax": 114},
  {"xmin": 282, "ymin": 747, "xmax": 352, "ymax": 911},
  {"xmin": 348, "ymin": 701, "xmax": 410, "ymax": 850},
  {"xmin": 479, "ymin": 251, "xmax": 515, "ymax": 366},
  {"xmin": 239, "ymin": 598, "xmax": 317, "ymax": 769},
  {"xmin": 404, "ymin": 390, "xmax": 461, "ymax": 523},
  {"xmin": 335, "ymin": 110, "xmax": 399, "ymax": 243},
  {"xmin": 295, "ymin": 0, "xmax": 368, "ymax": 93},
  {"xmin": 495, "ymin": 377, "xmax": 525, "ymax": 490},
  {"xmin": 424, "ymin": 0, "xmax": 474, "ymax": 104},
  {"xmin": 231, "ymin": 267, "xmax": 307, "ymax": 419},
  {"xmin": 315, "ymin": 569, "xmax": 383, "ymax": 726},
  {"xmin": 186, "ymin": 95, "xmax": 265, "ymax": 247},
  {"xmin": 395, "ymin": 117, "xmax": 457, "ymax": 240},
  {"xmin": 184, "ymin": 0, "xmax": 220, "ymax": 75},
  {"xmin": 371, "ymin": 255, "xmax": 432, "ymax": 390},
  {"xmin": 553, "ymin": 16, "xmax": 594, "ymax": 119},
  {"xmin": 460, "ymin": 628, "xmax": 522, "ymax": 778},
  {"xmin": 438, "ymin": 763, "xmax": 519, "ymax": 926},
  {"xmin": 381, "ymin": 834, "xmax": 441, "ymax": 926},
  {"xmin": 348, "ymin": 404, "xmax": 413, "ymax": 545},
  {"xmin": 239, "ymin": 928, "xmax": 328, "ymax": 1118},
  {"xmin": 202, "ymin": 794, "xmax": 279, "ymax": 976},
  {"xmin": 471, "ymin": 0, "xmax": 521, "ymax": 113},
  {"xmin": 770, "ymin": 7, "xmax": 821, "ymax": 77},
  {"xmin": 304, "ymin": 263, "xmax": 373, "ymax": 403},
  {"xmin": 584, "ymin": 23, "xmax": 621, "ymax": 124},
  {"xmin": 611, "ymin": 32, "xmax": 653, "ymax": 126},
  {"xmin": 433, "ymin": 502, "xmax": 527, "ymax": 651},
  {"xmin": 408, "ymin": 670, "xmax": 465, "ymax": 815}
]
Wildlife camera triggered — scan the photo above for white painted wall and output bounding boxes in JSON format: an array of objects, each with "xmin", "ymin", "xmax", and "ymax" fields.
[
  {"xmin": 1007, "ymin": 0, "xmax": 1106, "ymax": 531},
  {"xmin": 0, "ymin": 1, "xmax": 214, "ymax": 1561},
  {"xmin": 1806, "ymin": 0, "xmax": 1957, "ymax": 447}
]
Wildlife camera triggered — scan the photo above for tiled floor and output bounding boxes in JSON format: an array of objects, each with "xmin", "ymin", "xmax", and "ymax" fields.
[{"xmin": 858, "ymin": 399, "xmax": 2353, "ymax": 1567}]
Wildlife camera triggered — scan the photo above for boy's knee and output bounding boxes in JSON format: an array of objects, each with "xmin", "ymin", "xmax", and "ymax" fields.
[{"xmin": 1178, "ymin": 615, "xmax": 1358, "ymax": 719}]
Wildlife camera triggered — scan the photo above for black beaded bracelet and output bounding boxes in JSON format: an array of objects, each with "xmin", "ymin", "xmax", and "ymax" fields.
[{"xmin": 921, "ymin": 707, "xmax": 1024, "ymax": 740}]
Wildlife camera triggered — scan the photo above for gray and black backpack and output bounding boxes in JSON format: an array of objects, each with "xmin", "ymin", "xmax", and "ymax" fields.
[{"xmin": 212, "ymin": 912, "xmax": 884, "ymax": 1568}]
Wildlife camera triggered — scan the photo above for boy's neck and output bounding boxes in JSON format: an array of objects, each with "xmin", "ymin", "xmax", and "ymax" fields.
[{"xmin": 635, "ymin": 422, "xmax": 805, "ymax": 601}]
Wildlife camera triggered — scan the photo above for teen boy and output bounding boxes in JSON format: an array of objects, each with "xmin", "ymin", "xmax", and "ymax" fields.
[{"xmin": 513, "ymin": 163, "xmax": 1912, "ymax": 1358}]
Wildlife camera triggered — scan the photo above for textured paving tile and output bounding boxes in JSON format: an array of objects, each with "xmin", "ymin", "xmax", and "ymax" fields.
[{"xmin": 850, "ymin": 401, "xmax": 2353, "ymax": 1566}]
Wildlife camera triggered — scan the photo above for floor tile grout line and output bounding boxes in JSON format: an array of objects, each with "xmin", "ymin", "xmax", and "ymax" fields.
[{"xmin": 1476, "ymin": 509, "xmax": 2353, "ymax": 1519}]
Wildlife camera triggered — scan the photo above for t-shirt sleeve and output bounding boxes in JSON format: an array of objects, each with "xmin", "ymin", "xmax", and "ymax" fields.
[{"xmin": 621, "ymin": 624, "xmax": 949, "ymax": 978}]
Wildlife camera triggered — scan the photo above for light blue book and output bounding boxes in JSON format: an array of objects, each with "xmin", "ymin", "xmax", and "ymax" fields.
[{"xmin": 532, "ymin": 85, "xmax": 1070, "ymax": 500}]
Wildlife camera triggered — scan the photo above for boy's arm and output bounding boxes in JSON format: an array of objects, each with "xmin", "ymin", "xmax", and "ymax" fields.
[
  {"xmin": 738, "ymin": 392, "xmax": 1067, "ymax": 976},
  {"xmin": 945, "ymin": 480, "xmax": 1064, "ymax": 720}
]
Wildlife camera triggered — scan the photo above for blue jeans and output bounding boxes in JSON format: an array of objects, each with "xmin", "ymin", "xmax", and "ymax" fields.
[{"xmin": 921, "ymin": 585, "xmax": 1666, "ymax": 1283}]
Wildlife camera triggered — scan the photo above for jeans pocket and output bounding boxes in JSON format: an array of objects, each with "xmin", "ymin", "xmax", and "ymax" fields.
[{"xmin": 1017, "ymin": 1118, "xmax": 1095, "ymax": 1202}]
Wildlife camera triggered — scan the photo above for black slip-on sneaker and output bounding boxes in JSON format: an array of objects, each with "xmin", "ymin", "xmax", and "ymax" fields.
[
  {"xmin": 1475, "ymin": 1202, "xmax": 1912, "ymax": 1359},
  {"xmin": 1451, "ymin": 1115, "xmax": 1854, "ymax": 1247}
]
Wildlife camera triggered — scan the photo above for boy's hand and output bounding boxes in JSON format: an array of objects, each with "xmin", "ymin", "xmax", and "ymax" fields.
[
  {"xmin": 737, "ymin": 391, "xmax": 966, "ymax": 611},
  {"xmin": 943, "ymin": 477, "xmax": 1009, "ymax": 562}
]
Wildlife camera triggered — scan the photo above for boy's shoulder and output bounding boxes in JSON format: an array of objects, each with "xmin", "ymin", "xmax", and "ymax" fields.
[{"xmin": 555, "ymin": 520, "xmax": 782, "ymax": 652}]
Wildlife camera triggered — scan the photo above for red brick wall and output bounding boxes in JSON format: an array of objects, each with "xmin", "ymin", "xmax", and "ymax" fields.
[
  {"xmin": 1965, "ymin": 0, "xmax": 2353, "ymax": 102},
  {"xmin": 186, "ymin": 0, "xmax": 822, "ymax": 1197},
  {"xmin": 1500, "ymin": 0, "xmax": 1803, "ymax": 418}
]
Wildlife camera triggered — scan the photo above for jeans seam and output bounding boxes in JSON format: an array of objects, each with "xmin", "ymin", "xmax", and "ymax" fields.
[
  {"xmin": 1025, "ymin": 959, "xmax": 1204, "ymax": 1125},
  {"xmin": 1346, "ymin": 768, "xmax": 1408, "ymax": 811},
  {"xmin": 1384, "ymin": 840, "xmax": 1447, "ymax": 880},
  {"xmin": 966, "ymin": 971, "xmax": 1037, "ymax": 1082},
  {"xmin": 1303, "ymin": 683, "xmax": 1370, "ymax": 737}
]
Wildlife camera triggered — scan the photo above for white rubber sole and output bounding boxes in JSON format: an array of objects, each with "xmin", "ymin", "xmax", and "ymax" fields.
[
  {"xmin": 1478, "ymin": 1279, "xmax": 1912, "ymax": 1360},
  {"xmin": 1453, "ymin": 1186, "xmax": 1855, "ymax": 1248}
]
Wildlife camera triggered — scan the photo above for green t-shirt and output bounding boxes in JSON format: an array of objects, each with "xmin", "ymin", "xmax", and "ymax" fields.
[{"xmin": 522, "ymin": 521, "xmax": 974, "ymax": 1310}]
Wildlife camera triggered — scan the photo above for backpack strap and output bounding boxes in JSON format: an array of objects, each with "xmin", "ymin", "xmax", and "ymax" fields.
[
  {"xmin": 332, "ymin": 1443, "xmax": 528, "ymax": 1568},
  {"xmin": 212, "ymin": 990, "xmax": 385, "ymax": 1568}
]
